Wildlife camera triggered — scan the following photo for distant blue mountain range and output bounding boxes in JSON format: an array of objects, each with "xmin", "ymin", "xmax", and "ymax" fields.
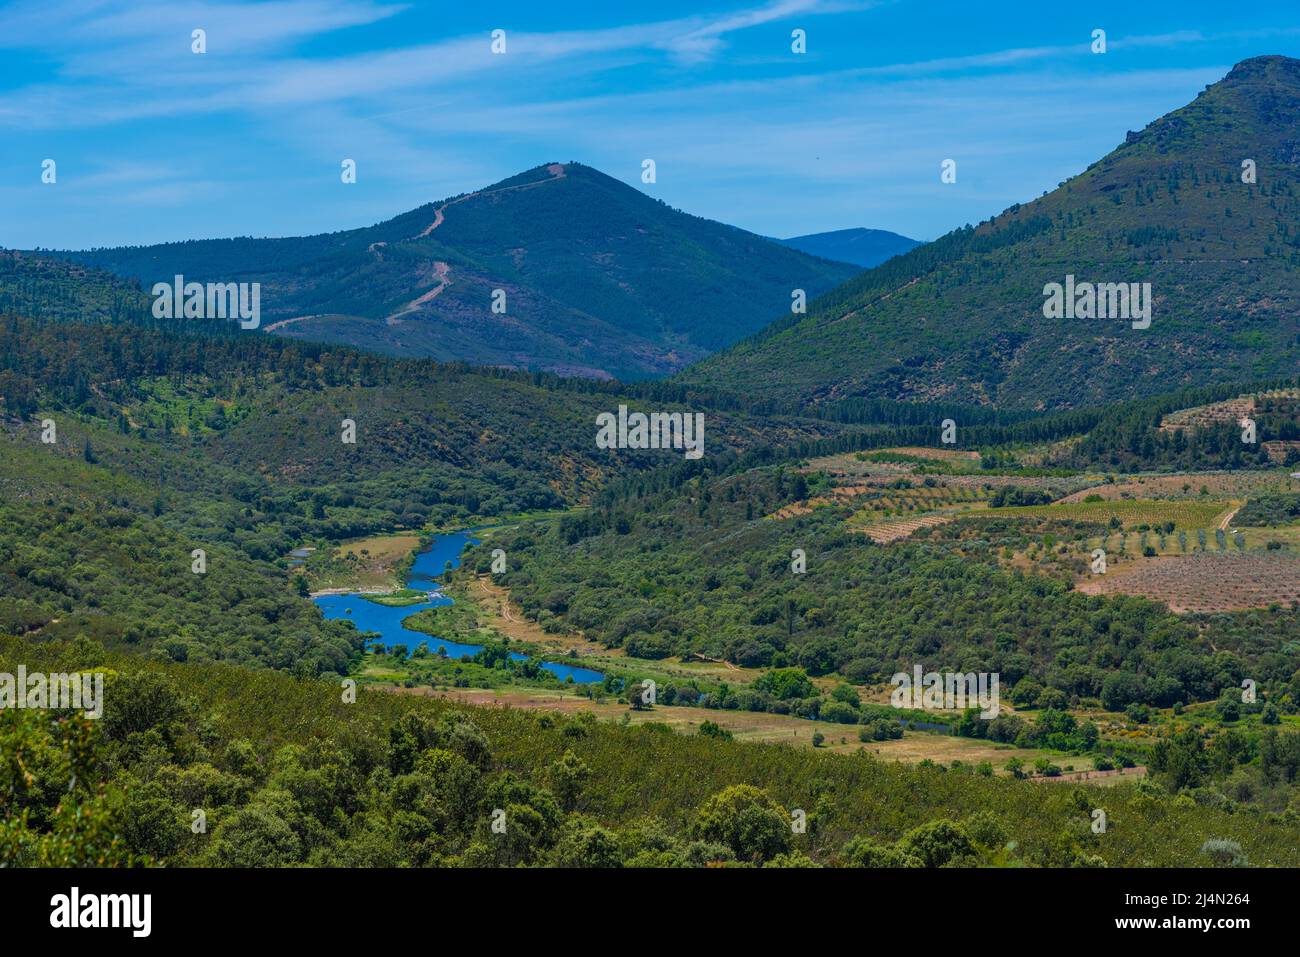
[{"xmin": 776, "ymin": 227, "xmax": 922, "ymax": 269}]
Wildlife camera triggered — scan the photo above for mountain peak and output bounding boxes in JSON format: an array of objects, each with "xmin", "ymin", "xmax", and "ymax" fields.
[
  {"xmin": 1110, "ymin": 53, "xmax": 1300, "ymax": 163},
  {"xmin": 53, "ymin": 162, "xmax": 858, "ymax": 381},
  {"xmin": 1221, "ymin": 54, "xmax": 1300, "ymax": 84}
]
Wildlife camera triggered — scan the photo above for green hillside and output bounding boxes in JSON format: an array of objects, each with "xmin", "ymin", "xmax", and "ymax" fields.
[
  {"xmin": 474, "ymin": 466, "xmax": 1300, "ymax": 706},
  {"xmin": 49, "ymin": 163, "xmax": 858, "ymax": 381},
  {"xmin": 0, "ymin": 314, "xmax": 850, "ymax": 665},
  {"xmin": 682, "ymin": 56, "xmax": 1300, "ymax": 410},
  {"xmin": 0, "ymin": 250, "xmax": 151, "ymax": 327},
  {"xmin": 4, "ymin": 311, "xmax": 1300, "ymax": 868}
]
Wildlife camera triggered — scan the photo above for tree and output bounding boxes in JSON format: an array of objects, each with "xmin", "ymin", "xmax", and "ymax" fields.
[
  {"xmin": 1156, "ymin": 727, "xmax": 1208, "ymax": 791},
  {"xmin": 698, "ymin": 721, "xmax": 731, "ymax": 741},
  {"xmin": 754, "ymin": 667, "xmax": 814, "ymax": 700},
  {"xmin": 1101, "ymin": 671, "xmax": 1145, "ymax": 712},
  {"xmin": 831, "ymin": 683, "xmax": 861, "ymax": 707},
  {"xmin": 546, "ymin": 749, "xmax": 591, "ymax": 812},
  {"xmin": 549, "ymin": 816, "xmax": 622, "ymax": 868},
  {"xmin": 691, "ymin": 785, "xmax": 790, "ymax": 863},
  {"xmin": 626, "ymin": 680, "xmax": 651, "ymax": 710},
  {"xmin": 208, "ymin": 802, "xmax": 303, "ymax": 867},
  {"xmin": 1216, "ymin": 697, "xmax": 1240, "ymax": 722},
  {"xmin": 101, "ymin": 672, "xmax": 189, "ymax": 745},
  {"xmin": 842, "ymin": 836, "xmax": 921, "ymax": 867},
  {"xmin": 897, "ymin": 820, "xmax": 977, "ymax": 867},
  {"xmin": 1200, "ymin": 839, "xmax": 1249, "ymax": 868}
]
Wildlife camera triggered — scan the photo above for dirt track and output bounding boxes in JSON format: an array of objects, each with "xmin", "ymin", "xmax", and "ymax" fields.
[{"xmin": 380, "ymin": 163, "xmax": 568, "ymax": 322}]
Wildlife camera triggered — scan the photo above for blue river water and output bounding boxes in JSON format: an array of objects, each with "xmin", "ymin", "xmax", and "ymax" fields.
[{"xmin": 313, "ymin": 529, "xmax": 604, "ymax": 684}]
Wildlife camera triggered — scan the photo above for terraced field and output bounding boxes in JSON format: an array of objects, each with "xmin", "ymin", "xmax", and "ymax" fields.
[
  {"xmin": 1159, "ymin": 396, "xmax": 1258, "ymax": 432},
  {"xmin": 1057, "ymin": 471, "xmax": 1294, "ymax": 503},
  {"xmin": 1159, "ymin": 389, "xmax": 1300, "ymax": 431},
  {"xmin": 856, "ymin": 483, "xmax": 992, "ymax": 516},
  {"xmin": 768, "ymin": 483, "xmax": 890, "ymax": 519},
  {"xmin": 854, "ymin": 513, "xmax": 959, "ymax": 543},
  {"xmin": 840, "ymin": 482, "xmax": 998, "ymax": 538}
]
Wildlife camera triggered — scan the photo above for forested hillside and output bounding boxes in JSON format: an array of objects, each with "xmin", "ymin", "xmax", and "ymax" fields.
[
  {"xmin": 0, "ymin": 315, "xmax": 850, "ymax": 670},
  {"xmin": 473, "ymin": 466, "xmax": 1300, "ymax": 708},
  {"xmin": 4, "ymin": 307, "xmax": 1300, "ymax": 867},
  {"xmin": 0, "ymin": 250, "xmax": 150, "ymax": 327},
  {"xmin": 49, "ymin": 163, "xmax": 858, "ymax": 380},
  {"xmin": 682, "ymin": 56, "xmax": 1300, "ymax": 409},
  {"xmin": 8, "ymin": 636, "xmax": 1300, "ymax": 868}
]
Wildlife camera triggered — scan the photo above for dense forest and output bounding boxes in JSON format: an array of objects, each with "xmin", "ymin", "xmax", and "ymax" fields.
[{"xmin": 6, "ymin": 636, "xmax": 1300, "ymax": 868}]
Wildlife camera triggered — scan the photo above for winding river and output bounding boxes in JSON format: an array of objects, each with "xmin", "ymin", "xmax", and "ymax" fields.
[{"xmin": 313, "ymin": 529, "xmax": 604, "ymax": 684}]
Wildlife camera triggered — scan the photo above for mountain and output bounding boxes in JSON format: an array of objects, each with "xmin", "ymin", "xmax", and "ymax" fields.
[
  {"xmin": 682, "ymin": 56, "xmax": 1300, "ymax": 410},
  {"xmin": 776, "ymin": 227, "xmax": 921, "ymax": 268},
  {"xmin": 48, "ymin": 163, "xmax": 858, "ymax": 381}
]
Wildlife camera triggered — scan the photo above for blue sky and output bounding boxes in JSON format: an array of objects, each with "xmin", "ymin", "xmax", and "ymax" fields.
[{"xmin": 3, "ymin": 0, "xmax": 1300, "ymax": 249}]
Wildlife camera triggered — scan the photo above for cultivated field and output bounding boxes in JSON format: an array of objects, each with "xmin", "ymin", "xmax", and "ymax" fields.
[
  {"xmin": 1159, "ymin": 389, "xmax": 1299, "ymax": 432},
  {"xmin": 876, "ymin": 446, "xmax": 982, "ymax": 461},
  {"xmin": 1058, "ymin": 471, "xmax": 1294, "ymax": 503},
  {"xmin": 1076, "ymin": 552, "xmax": 1300, "ymax": 612},
  {"xmin": 855, "ymin": 513, "xmax": 959, "ymax": 543},
  {"xmin": 979, "ymin": 498, "xmax": 1237, "ymax": 529}
]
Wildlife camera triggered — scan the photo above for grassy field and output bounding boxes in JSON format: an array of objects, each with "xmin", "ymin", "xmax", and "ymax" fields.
[
  {"xmin": 1241, "ymin": 524, "xmax": 1300, "ymax": 548},
  {"xmin": 862, "ymin": 734, "xmax": 1113, "ymax": 777},
  {"xmin": 977, "ymin": 498, "xmax": 1238, "ymax": 528},
  {"xmin": 401, "ymin": 684, "xmax": 1093, "ymax": 775},
  {"xmin": 306, "ymin": 532, "xmax": 420, "ymax": 592},
  {"xmin": 361, "ymin": 588, "xmax": 431, "ymax": 607}
]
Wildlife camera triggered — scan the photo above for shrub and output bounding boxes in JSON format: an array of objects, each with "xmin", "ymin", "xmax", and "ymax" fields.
[{"xmin": 691, "ymin": 785, "xmax": 791, "ymax": 863}]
